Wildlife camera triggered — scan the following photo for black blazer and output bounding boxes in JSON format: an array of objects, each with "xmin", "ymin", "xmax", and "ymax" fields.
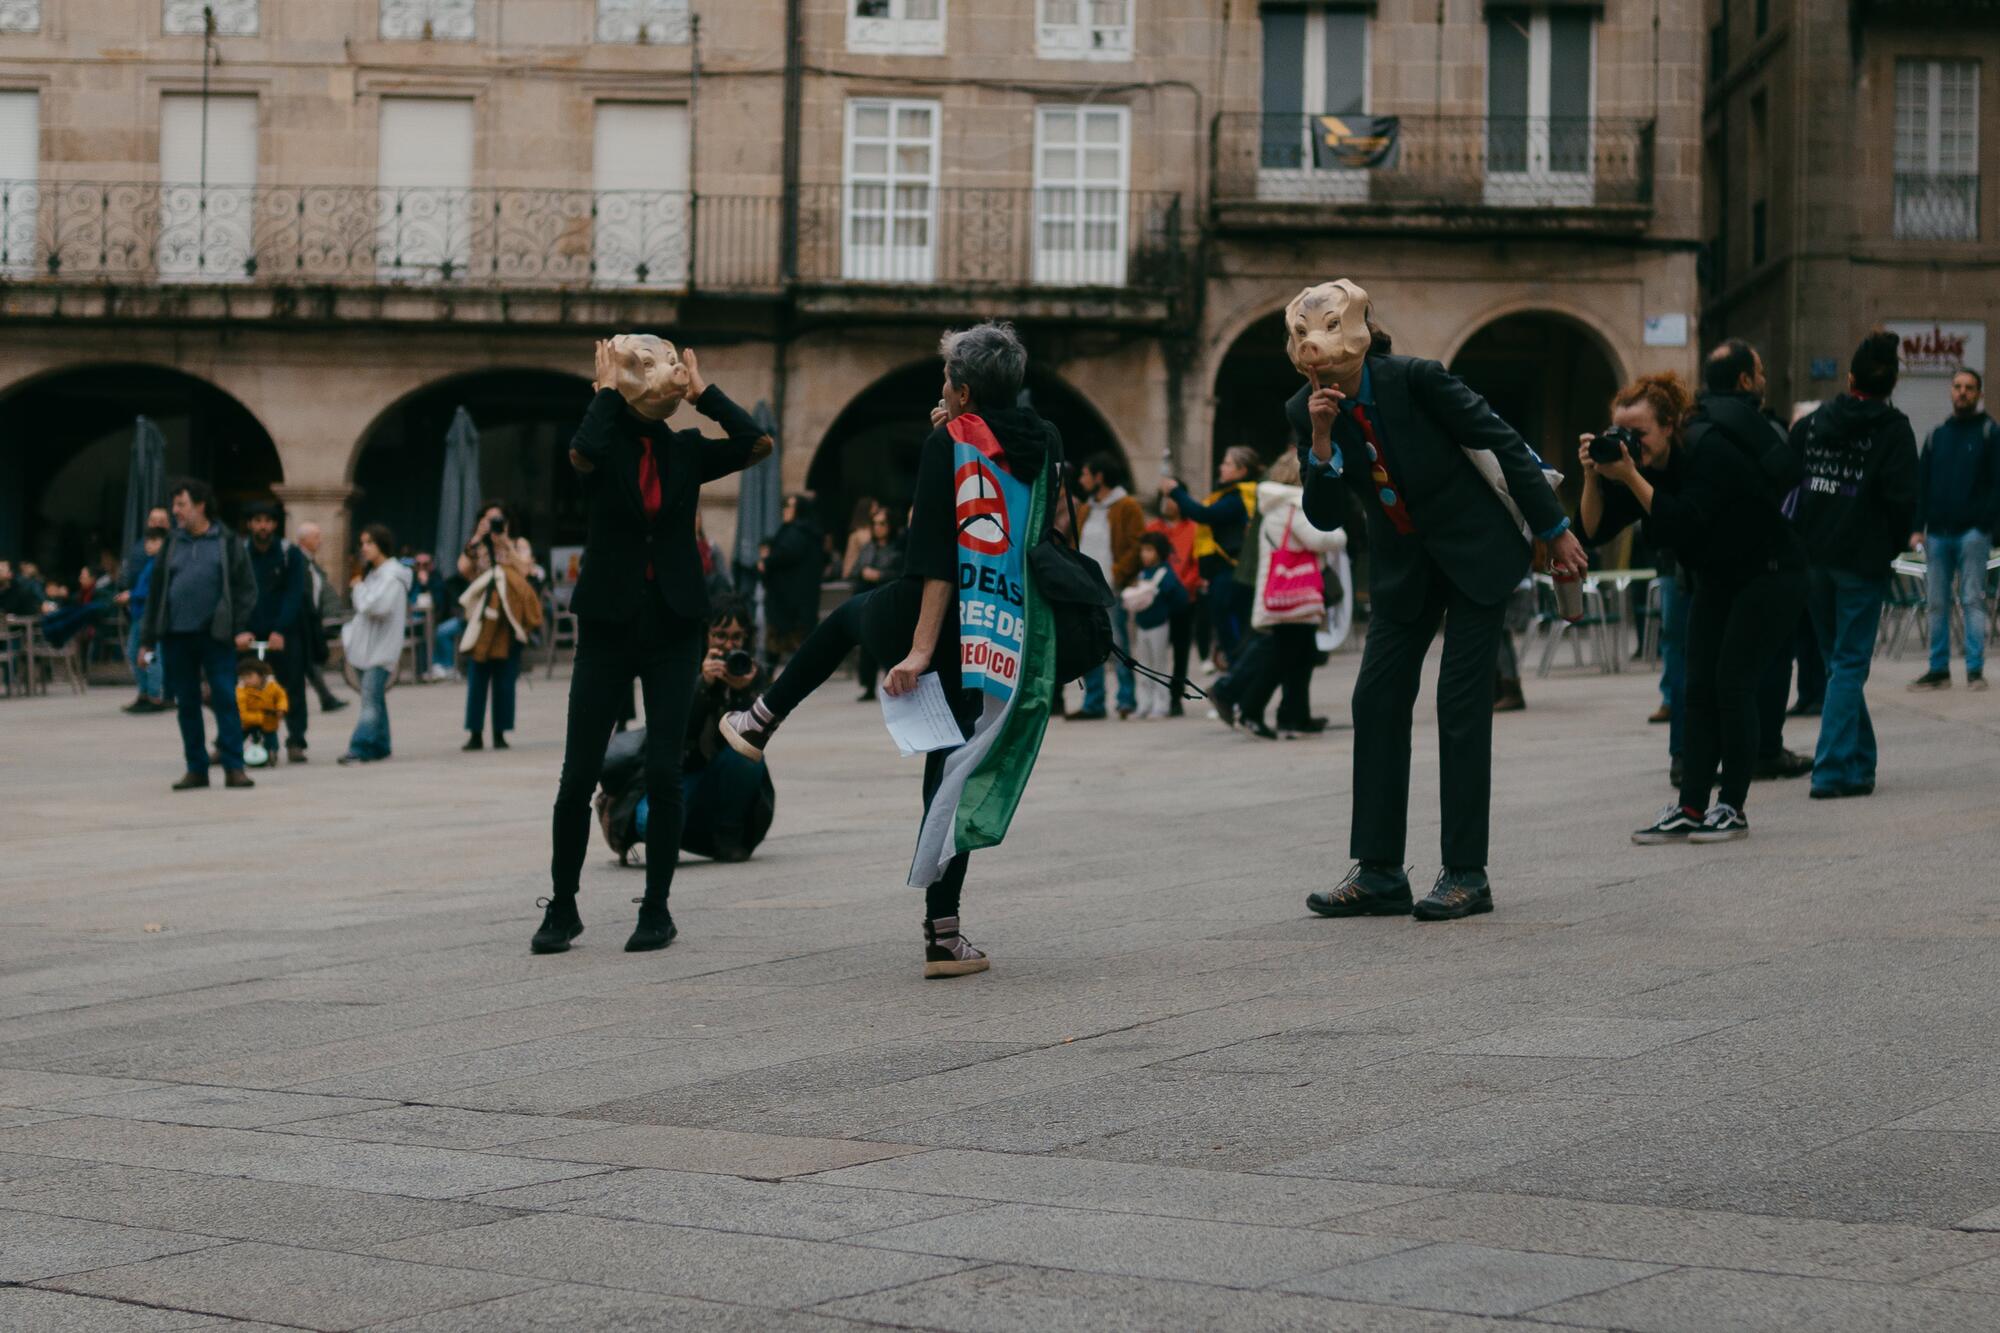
[
  {"xmin": 567, "ymin": 386, "xmax": 771, "ymax": 624},
  {"xmin": 1289, "ymin": 354, "xmax": 1567, "ymax": 622}
]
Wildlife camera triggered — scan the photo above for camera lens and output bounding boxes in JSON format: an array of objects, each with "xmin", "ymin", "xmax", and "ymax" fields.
[{"xmin": 724, "ymin": 649, "xmax": 754, "ymax": 677}]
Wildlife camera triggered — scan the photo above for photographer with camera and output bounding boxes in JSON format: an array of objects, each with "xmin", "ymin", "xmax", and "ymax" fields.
[
  {"xmin": 1579, "ymin": 356, "xmax": 1805, "ymax": 847},
  {"xmin": 455, "ymin": 501, "xmax": 538, "ymax": 752},
  {"xmin": 595, "ymin": 604, "xmax": 777, "ymax": 866}
]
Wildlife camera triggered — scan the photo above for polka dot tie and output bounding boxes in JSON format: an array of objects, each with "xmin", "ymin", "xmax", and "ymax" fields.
[{"xmin": 1350, "ymin": 404, "xmax": 1417, "ymax": 536}]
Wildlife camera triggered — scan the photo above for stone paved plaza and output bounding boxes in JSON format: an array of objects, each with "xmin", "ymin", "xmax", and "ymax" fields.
[{"xmin": 4, "ymin": 649, "xmax": 2000, "ymax": 1331}]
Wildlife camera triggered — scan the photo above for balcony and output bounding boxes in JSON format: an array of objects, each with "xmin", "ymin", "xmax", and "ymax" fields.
[
  {"xmin": 792, "ymin": 184, "xmax": 1185, "ymax": 324},
  {"xmin": 1893, "ymin": 173, "xmax": 1981, "ymax": 242},
  {"xmin": 1211, "ymin": 114, "xmax": 1656, "ymax": 236},
  {"xmin": 0, "ymin": 180, "xmax": 1186, "ymax": 328}
]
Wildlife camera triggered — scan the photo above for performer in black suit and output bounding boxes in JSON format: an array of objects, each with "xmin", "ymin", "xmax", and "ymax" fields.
[
  {"xmin": 532, "ymin": 336, "xmax": 771, "ymax": 955},
  {"xmin": 1281, "ymin": 281, "xmax": 1588, "ymax": 921}
]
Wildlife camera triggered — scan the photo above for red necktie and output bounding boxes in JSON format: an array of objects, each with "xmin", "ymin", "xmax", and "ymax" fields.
[
  {"xmin": 1349, "ymin": 404, "xmax": 1417, "ymax": 536},
  {"xmin": 638, "ymin": 437, "xmax": 662, "ymax": 580}
]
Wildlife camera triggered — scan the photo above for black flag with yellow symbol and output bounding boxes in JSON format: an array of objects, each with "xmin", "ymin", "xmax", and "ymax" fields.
[{"xmin": 1310, "ymin": 115, "xmax": 1400, "ymax": 170}]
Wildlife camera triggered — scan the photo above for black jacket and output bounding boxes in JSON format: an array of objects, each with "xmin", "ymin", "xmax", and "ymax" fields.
[
  {"xmin": 246, "ymin": 539, "xmax": 307, "ymax": 638},
  {"xmin": 1583, "ymin": 431, "xmax": 1805, "ymax": 590},
  {"xmin": 761, "ymin": 517, "xmax": 826, "ymax": 632},
  {"xmin": 140, "ymin": 522, "xmax": 257, "ymax": 648},
  {"xmin": 1916, "ymin": 412, "xmax": 2000, "ymax": 536},
  {"xmin": 567, "ymin": 386, "xmax": 771, "ymax": 624},
  {"xmin": 1288, "ymin": 354, "xmax": 1567, "ymax": 621},
  {"xmin": 1791, "ymin": 394, "xmax": 1920, "ymax": 577}
]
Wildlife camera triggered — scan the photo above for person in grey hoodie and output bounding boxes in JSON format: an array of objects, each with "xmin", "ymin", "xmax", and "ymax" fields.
[
  {"xmin": 139, "ymin": 479, "xmax": 258, "ymax": 791},
  {"xmin": 1789, "ymin": 331, "xmax": 1920, "ymax": 799},
  {"xmin": 338, "ymin": 524, "xmax": 413, "ymax": 765}
]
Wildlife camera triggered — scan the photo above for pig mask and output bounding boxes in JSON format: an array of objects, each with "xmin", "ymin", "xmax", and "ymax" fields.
[
  {"xmin": 604, "ymin": 334, "xmax": 693, "ymax": 420},
  {"xmin": 1285, "ymin": 280, "xmax": 1374, "ymax": 385}
]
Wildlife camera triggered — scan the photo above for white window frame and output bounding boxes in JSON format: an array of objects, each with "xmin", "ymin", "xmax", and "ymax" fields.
[
  {"xmin": 1895, "ymin": 58, "xmax": 1980, "ymax": 241},
  {"xmin": 375, "ymin": 97, "xmax": 476, "ymax": 283},
  {"xmin": 1257, "ymin": 5, "xmax": 1371, "ymax": 204},
  {"xmin": 1484, "ymin": 8, "xmax": 1596, "ymax": 208},
  {"xmin": 158, "ymin": 92, "xmax": 259, "ymax": 282},
  {"xmin": 1037, "ymin": 0, "xmax": 1133, "ymax": 63},
  {"xmin": 0, "ymin": 2, "xmax": 42, "ymax": 35},
  {"xmin": 165, "ymin": 0, "xmax": 257, "ymax": 35},
  {"xmin": 595, "ymin": 0, "xmax": 691, "ymax": 45},
  {"xmin": 847, "ymin": 0, "xmax": 946, "ymax": 57},
  {"xmin": 842, "ymin": 97, "xmax": 940, "ymax": 283},
  {"xmin": 593, "ymin": 101, "xmax": 691, "ymax": 289},
  {"xmin": 0, "ymin": 89, "xmax": 38, "ymax": 277},
  {"xmin": 379, "ymin": 0, "xmax": 476, "ymax": 42},
  {"xmin": 1033, "ymin": 104, "xmax": 1131, "ymax": 287}
]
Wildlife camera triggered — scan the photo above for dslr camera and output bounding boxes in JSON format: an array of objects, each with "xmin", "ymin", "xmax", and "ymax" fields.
[
  {"xmin": 1588, "ymin": 425, "xmax": 1644, "ymax": 466},
  {"xmin": 723, "ymin": 649, "xmax": 756, "ymax": 679}
]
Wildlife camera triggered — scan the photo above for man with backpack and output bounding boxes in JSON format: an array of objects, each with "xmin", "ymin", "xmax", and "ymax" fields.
[
  {"xmin": 1790, "ymin": 331, "xmax": 1920, "ymax": 799},
  {"xmin": 1909, "ymin": 367, "xmax": 1997, "ymax": 692}
]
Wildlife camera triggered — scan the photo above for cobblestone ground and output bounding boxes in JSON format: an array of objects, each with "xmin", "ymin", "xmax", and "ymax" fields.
[{"xmin": 4, "ymin": 646, "xmax": 2000, "ymax": 1331}]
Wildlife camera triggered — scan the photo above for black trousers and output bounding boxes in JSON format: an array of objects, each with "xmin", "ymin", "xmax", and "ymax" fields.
[
  {"xmin": 551, "ymin": 596, "xmax": 703, "ymax": 905},
  {"xmin": 271, "ymin": 641, "xmax": 307, "ymax": 748},
  {"xmin": 1166, "ymin": 605, "xmax": 1193, "ymax": 712},
  {"xmin": 763, "ymin": 582, "xmax": 971, "ymax": 918},
  {"xmin": 1237, "ymin": 622, "xmax": 1319, "ymax": 729},
  {"xmin": 1350, "ymin": 563, "xmax": 1508, "ymax": 869},
  {"xmin": 1680, "ymin": 569, "xmax": 1807, "ymax": 813}
]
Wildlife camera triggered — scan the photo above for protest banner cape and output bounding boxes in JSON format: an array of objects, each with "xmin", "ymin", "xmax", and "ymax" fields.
[{"xmin": 908, "ymin": 413, "xmax": 1058, "ymax": 888}]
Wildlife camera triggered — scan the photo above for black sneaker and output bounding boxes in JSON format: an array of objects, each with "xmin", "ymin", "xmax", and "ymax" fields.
[
  {"xmin": 1632, "ymin": 804, "xmax": 1703, "ymax": 845},
  {"xmin": 625, "ymin": 898, "xmax": 677, "ymax": 952},
  {"xmin": 1413, "ymin": 868, "xmax": 1494, "ymax": 922},
  {"xmin": 1908, "ymin": 669, "xmax": 1952, "ymax": 691},
  {"xmin": 924, "ymin": 915, "xmax": 990, "ymax": 979},
  {"xmin": 1688, "ymin": 803, "xmax": 1749, "ymax": 843},
  {"xmin": 530, "ymin": 896, "xmax": 583, "ymax": 954},
  {"xmin": 320, "ymin": 696, "xmax": 348, "ymax": 713},
  {"xmin": 1307, "ymin": 863, "xmax": 1414, "ymax": 918},
  {"xmin": 720, "ymin": 702, "xmax": 776, "ymax": 760},
  {"xmin": 1242, "ymin": 718, "xmax": 1278, "ymax": 740}
]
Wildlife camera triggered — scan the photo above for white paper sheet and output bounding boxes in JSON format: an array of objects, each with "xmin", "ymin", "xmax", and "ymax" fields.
[{"xmin": 880, "ymin": 672, "xmax": 965, "ymax": 757}]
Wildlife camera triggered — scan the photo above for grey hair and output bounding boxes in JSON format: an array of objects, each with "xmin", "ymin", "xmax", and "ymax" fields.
[{"xmin": 939, "ymin": 321, "xmax": 1028, "ymax": 410}]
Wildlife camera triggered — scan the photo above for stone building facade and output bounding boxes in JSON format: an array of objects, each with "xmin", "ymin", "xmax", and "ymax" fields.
[
  {"xmin": 1, "ymin": 0, "xmax": 1701, "ymax": 581},
  {"xmin": 1701, "ymin": 0, "xmax": 1996, "ymax": 434}
]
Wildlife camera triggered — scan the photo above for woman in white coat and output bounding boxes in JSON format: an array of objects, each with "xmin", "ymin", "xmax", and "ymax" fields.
[
  {"xmin": 1237, "ymin": 450, "xmax": 1347, "ymax": 737},
  {"xmin": 338, "ymin": 524, "xmax": 412, "ymax": 764}
]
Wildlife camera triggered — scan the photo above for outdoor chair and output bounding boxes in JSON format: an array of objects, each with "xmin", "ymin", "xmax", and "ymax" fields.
[{"xmin": 1529, "ymin": 574, "xmax": 1618, "ymax": 677}]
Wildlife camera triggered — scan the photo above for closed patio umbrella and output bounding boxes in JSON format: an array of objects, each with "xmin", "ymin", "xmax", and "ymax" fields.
[
  {"xmin": 123, "ymin": 415, "xmax": 167, "ymax": 555},
  {"xmin": 435, "ymin": 406, "xmax": 483, "ymax": 562},
  {"xmin": 734, "ymin": 399, "xmax": 783, "ymax": 589}
]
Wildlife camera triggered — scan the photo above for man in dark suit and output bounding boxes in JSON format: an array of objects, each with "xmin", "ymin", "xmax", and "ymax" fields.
[
  {"xmin": 534, "ymin": 335, "xmax": 772, "ymax": 957},
  {"xmin": 1281, "ymin": 281, "xmax": 1588, "ymax": 921}
]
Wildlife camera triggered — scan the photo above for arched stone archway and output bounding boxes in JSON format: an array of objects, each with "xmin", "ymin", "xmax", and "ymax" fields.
[
  {"xmin": 0, "ymin": 363, "xmax": 282, "ymax": 574},
  {"xmin": 805, "ymin": 360, "xmax": 1127, "ymax": 539},
  {"xmin": 348, "ymin": 369, "xmax": 597, "ymax": 561},
  {"xmin": 1448, "ymin": 311, "xmax": 1622, "ymax": 507},
  {"xmin": 1209, "ymin": 309, "xmax": 1304, "ymax": 476}
]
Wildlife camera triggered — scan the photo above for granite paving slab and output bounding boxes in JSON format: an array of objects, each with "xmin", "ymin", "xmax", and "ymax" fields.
[
  {"xmin": 0, "ymin": 1286, "xmax": 248, "ymax": 1332},
  {"xmin": 1529, "ymin": 1265, "xmax": 2000, "ymax": 1332},
  {"xmin": 280, "ymin": 1104, "xmax": 621, "ymax": 1150},
  {"xmin": 43, "ymin": 1241, "xmax": 545, "ymax": 1331},
  {"xmin": 374, "ymin": 1211, "xmax": 975, "ymax": 1307},
  {"xmin": 0, "ymin": 1071, "xmax": 163, "ymax": 1108},
  {"xmin": 501, "ymin": 1123, "xmax": 926, "ymax": 1178},
  {"xmin": 0, "ymin": 1163, "xmax": 520, "ymax": 1250},
  {"xmin": 1276, "ymin": 1240, "xmax": 1668, "ymax": 1316},
  {"xmin": 0, "ymin": 1206, "xmax": 222, "ymax": 1283},
  {"xmin": 44, "ymin": 1084, "xmax": 395, "ymax": 1129},
  {"xmin": 367, "ymin": 1283, "xmax": 878, "ymax": 1332}
]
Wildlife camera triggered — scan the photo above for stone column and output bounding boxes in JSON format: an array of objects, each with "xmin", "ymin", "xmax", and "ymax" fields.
[{"xmin": 272, "ymin": 483, "xmax": 360, "ymax": 588}]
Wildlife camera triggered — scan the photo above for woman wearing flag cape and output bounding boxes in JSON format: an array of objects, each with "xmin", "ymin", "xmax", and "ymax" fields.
[{"xmin": 722, "ymin": 323, "xmax": 1060, "ymax": 978}]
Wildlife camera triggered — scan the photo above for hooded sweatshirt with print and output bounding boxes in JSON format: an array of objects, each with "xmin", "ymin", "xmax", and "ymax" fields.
[{"xmin": 1789, "ymin": 393, "xmax": 1920, "ymax": 578}]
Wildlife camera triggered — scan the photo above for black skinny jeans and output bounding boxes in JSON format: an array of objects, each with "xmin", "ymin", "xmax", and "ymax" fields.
[
  {"xmin": 763, "ymin": 583, "xmax": 972, "ymax": 920},
  {"xmin": 550, "ymin": 597, "xmax": 703, "ymax": 906},
  {"xmin": 1679, "ymin": 568, "xmax": 1808, "ymax": 813},
  {"xmin": 1235, "ymin": 622, "xmax": 1319, "ymax": 728}
]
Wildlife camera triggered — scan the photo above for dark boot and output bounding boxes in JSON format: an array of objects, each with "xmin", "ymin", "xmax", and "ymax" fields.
[
  {"xmin": 1307, "ymin": 863, "xmax": 1414, "ymax": 917},
  {"xmin": 625, "ymin": 896, "xmax": 677, "ymax": 952},
  {"xmin": 530, "ymin": 896, "xmax": 584, "ymax": 954},
  {"xmin": 172, "ymin": 771, "xmax": 210, "ymax": 791},
  {"xmin": 1493, "ymin": 677, "xmax": 1525, "ymax": 713},
  {"xmin": 462, "ymin": 732, "xmax": 484, "ymax": 751},
  {"xmin": 287, "ymin": 744, "xmax": 308, "ymax": 764},
  {"xmin": 492, "ymin": 732, "xmax": 510, "ymax": 750},
  {"xmin": 223, "ymin": 769, "xmax": 255, "ymax": 789}
]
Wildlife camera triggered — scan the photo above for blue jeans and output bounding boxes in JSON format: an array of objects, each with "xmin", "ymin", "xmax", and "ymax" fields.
[
  {"xmin": 1659, "ymin": 574, "xmax": 1690, "ymax": 759},
  {"xmin": 127, "ymin": 618, "xmax": 164, "ymax": 699},
  {"xmin": 1808, "ymin": 569, "xmax": 1886, "ymax": 790},
  {"xmin": 160, "ymin": 632, "xmax": 244, "ymax": 774},
  {"xmin": 347, "ymin": 665, "xmax": 391, "ymax": 759},
  {"xmin": 465, "ymin": 643, "xmax": 520, "ymax": 734},
  {"xmin": 1927, "ymin": 530, "xmax": 1991, "ymax": 674},
  {"xmin": 431, "ymin": 616, "xmax": 461, "ymax": 674},
  {"xmin": 1081, "ymin": 599, "xmax": 1136, "ymax": 714}
]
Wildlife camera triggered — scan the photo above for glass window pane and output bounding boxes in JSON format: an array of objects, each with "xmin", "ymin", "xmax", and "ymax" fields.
[
  {"xmin": 852, "ymin": 143, "xmax": 889, "ymax": 174},
  {"xmin": 850, "ymin": 183, "xmax": 887, "ymax": 211},
  {"xmin": 897, "ymin": 106, "xmax": 932, "ymax": 137},
  {"xmin": 1045, "ymin": 0, "xmax": 1079, "ymax": 21},
  {"xmin": 854, "ymin": 104, "xmax": 890, "ymax": 138},
  {"xmin": 851, "ymin": 216, "xmax": 886, "ymax": 245},
  {"xmin": 1084, "ymin": 112, "xmax": 1120, "ymax": 144},
  {"xmin": 894, "ymin": 183, "xmax": 930, "ymax": 210},
  {"xmin": 907, "ymin": 0, "xmax": 939, "ymax": 18},
  {"xmin": 894, "ymin": 217, "xmax": 929, "ymax": 244},
  {"xmin": 1324, "ymin": 10, "xmax": 1368, "ymax": 117},
  {"xmin": 1261, "ymin": 9, "xmax": 1306, "ymax": 116},
  {"xmin": 895, "ymin": 143, "xmax": 932, "ymax": 174},
  {"xmin": 1042, "ymin": 147, "xmax": 1075, "ymax": 180},
  {"xmin": 1083, "ymin": 149, "xmax": 1121, "ymax": 181}
]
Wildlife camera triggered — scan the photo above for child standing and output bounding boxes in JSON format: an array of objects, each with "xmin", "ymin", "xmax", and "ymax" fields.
[
  {"xmin": 1121, "ymin": 533, "xmax": 1189, "ymax": 719},
  {"xmin": 234, "ymin": 657, "xmax": 289, "ymax": 766}
]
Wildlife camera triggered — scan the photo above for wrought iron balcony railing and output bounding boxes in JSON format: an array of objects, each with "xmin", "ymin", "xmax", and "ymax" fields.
[
  {"xmin": 0, "ymin": 181, "xmax": 784, "ymax": 290},
  {"xmin": 0, "ymin": 180, "xmax": 1186, "ymax": 300},
  {"xmin": 1212, "ymin": 114, "xmax": 1656, "ymax": 214},
  {"xmin": 794, "ymin": 184, "xmax": 1184, "ymax": 293},
  {"xmin": 1893, "ymin": 173, "xmax": 1981, "ymax": 241}
]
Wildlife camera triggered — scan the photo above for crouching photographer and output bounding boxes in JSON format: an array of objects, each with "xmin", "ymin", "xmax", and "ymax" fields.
[
  {"xmin": 1577, "ymin": 361, "xmax": 1805, "ymax": 847},
  {"xmin": 596, "ymin": 603, "xmax": 776, "ymax": 865}
]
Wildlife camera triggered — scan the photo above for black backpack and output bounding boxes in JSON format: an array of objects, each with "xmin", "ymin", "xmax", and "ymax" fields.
[{"xmin": 1027, "ymin": 434, "xmax": 1117, "ymax": 685}]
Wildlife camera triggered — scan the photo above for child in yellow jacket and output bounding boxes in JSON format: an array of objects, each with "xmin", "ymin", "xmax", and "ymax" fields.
[{"xmin": 235, "ymin": 657, "xmax": 289, "ymax": 757}]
